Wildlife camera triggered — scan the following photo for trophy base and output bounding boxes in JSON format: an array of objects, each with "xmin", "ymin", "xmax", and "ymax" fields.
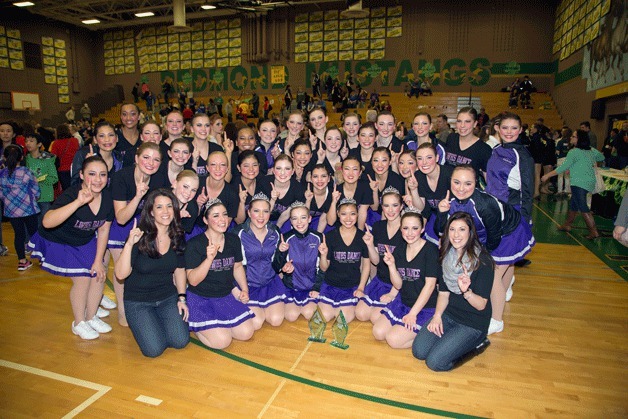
[
  {"xmin": 308, "ymin": 337, "xmax": 327, "ymax": 343},
  {"xmin": 330, "ymin": 340, "xmax": 349, "ymax": 350}
]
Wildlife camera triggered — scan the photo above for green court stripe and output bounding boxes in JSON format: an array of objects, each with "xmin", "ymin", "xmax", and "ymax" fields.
[{"xmin": 190, "ymin": 338, "xmax": 485, "ymax": 419}]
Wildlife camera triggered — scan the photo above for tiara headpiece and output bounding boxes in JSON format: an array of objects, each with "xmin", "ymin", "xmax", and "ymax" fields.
[
  {"xmin": 338, "ymin": 197, "xmax": 357, "ymax": 208},
  {"xmin": 251, "ymin": 192, "xmax": 270, "ymax": 203},
  {"xmin": 290, "ymin": 200, "xmax": 308, "ymax": 209},
  {"xmin": 382, "ymin": 186, "xmax": 401, "ymax": 196},
  {"xmin": 205, "ymin": 198, "xmax": 223, "ymax": 208},
  {"xmin": 402, "ymin": 206, "xmax": 422, "ymax": 216}
]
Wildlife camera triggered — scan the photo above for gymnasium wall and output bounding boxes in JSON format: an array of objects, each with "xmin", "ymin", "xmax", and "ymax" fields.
[{"xmin": 0, "ymin": 0, "xmax": 558, "ymax": 123}]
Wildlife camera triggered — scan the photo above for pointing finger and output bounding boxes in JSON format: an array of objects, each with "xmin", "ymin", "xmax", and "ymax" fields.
[
  {"xmin": 89, "ymin": 144, "xmax": 94, "ymax": 154},
  {"xmin": 133, "ymin": 218, "xmax": 137, "ymax": 229},
  {"xmin": 445, "ymin": 190, "xmax": 450, "ymax": 200},
  {"xmin": 384, "ymin": 244, "xmax": 391, "ymax": 254}
]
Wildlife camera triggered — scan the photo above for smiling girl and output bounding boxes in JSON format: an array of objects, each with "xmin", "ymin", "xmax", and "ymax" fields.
[
  {"xmin": 342, "ymin": 112, "xmax": 361, "ymax": 150},
  {"xmin": 260, "ymin": 154, "xmax": 306, "ymax": 233},
  {"xmin": 29, "ymin": 156, "xmax": 114, "ymax": 340}
]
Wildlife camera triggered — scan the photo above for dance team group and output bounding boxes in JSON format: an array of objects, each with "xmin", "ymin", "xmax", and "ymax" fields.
[{"xmin": 8, "ymin": 104, "xmax": 536, "ymax": 372}]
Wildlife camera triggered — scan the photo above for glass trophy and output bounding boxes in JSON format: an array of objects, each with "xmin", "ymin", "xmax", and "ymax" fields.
[
  {"xmin": 307, "ymin": 306, "xmax": 327, "ymax": 343},
  {"xmin": 330, "ymin": 310, "xmax": 349, "ymax": 350}
]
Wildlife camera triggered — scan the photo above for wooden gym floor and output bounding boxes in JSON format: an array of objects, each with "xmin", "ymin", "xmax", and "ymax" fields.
[{"xmin": 0, "ymin": 198, "xmax": 626, "ymax": 418}]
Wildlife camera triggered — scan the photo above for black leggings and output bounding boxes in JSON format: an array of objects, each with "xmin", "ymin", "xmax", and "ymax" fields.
[{"xmin": 9, "ymin": 214, "xmax": 38, "ymax": 260}]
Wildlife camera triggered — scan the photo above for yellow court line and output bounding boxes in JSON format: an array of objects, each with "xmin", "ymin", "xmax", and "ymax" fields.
[
  {"xmin": 0, "ymin": 359, "xmax": 111, "ymax": 418},
  {"xmin": 257, "ymin": 340, "xmax": 313, "ymax": 418}
]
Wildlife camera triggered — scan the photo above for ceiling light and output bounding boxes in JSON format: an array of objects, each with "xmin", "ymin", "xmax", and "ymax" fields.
[
  {"xmin": 82, "ymin": 19, "xmax": 100, "ymax": 24},
  {"xmin": 201, "ymin": 5, "xmax": 216, "ymax": 9},
  {"xmin": 13, "ymin": 2, "xmax": 35, "ymax": 6},
  {"xmin": 135, "ymin": 12, "xmax": 155, "ymax": 17}
]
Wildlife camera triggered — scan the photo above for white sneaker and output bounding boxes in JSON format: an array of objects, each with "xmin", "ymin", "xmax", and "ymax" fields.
[
  {"xmin": 72, "ymin": 321, "xmax": 99, "ymax": 340},
  {"xmin": 87, "ymin": 316, "xmax": 112, "ymax": 334},
  {"xmin": 505, "ymin": 275, "xmax": 515, "ymax": 302},
  {"xmin": 96, "ymin": 307, "xmax": 110, "ymax": 318},
  {"xmin": 100, "ymin": 294, "xmax": 117, "ymax": 309},
  {"xmin": 488, "ymin": 318, "xmax": 504, "ymax": 335}
]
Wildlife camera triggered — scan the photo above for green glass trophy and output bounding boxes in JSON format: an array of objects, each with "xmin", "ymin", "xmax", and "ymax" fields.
[
  {"xmin": 307, "ymin": 306, "xmax": 327, "ymax": 343},
  {"xmin": 330, "ymin": 310, "xmax": 349, "ymax": 350}
]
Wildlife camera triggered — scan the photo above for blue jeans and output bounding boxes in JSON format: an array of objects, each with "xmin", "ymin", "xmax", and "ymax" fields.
[
  {"xmin": 412, "ymin": 313, "xmax": 485, "ymax": 372},
  {"xmin": 125, "ymin": 294, "xmax": 190, "ymax": 358},
  {"xmin": 569, "ymin": 185, "xmax": 590, "ymax": 212}
]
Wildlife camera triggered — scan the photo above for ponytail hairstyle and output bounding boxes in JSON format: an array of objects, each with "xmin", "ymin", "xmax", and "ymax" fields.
[{"xmin": 3, "ymin": 144, "xmax": 24, "ymax": 176}]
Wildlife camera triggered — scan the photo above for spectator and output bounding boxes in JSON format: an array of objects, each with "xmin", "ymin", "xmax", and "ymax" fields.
[
  {"xmin": 131, "ymin": 83, "xmax": 140, "ymax": 103},
  {"xmin": 24, "ymin": 132, "xmax": 58, "ymax": 217},
  {"xmin": 162, "ymin": 79, "xmax": 172, "ymax": 103},
  {"xmin": 615, "ymin": 121, "xmax": 628, "ymax": 169},
  {"xmin": 80, "ymin": 103, "xmax": 92, "ymax": 123},
  {"xmin": 215, "ymin": 93, "xmax": 224, "ymax": 117},
  {"xmin": 580, "ymin": 121, "xmax": 598, "ymax": 150},
  {"xmin": 555, "ymin": 127, "xmax": 572, "ymax": 196},
  {"xmin": 50, "ymin": 124, "xmax": 80, "ymax": 190},
  {"xmin": 477, "ymin": 108, "xmax": 490, "ymax": 128},
  {"xmin": 263, "ymin": 96, "xmax": 271, "ymax": 119},
  {"xmin": 409, "ymin": 79, "xmax": 421, "ymax": 98},
  {"xmin": 250, "ymin": 92, "xmax": 260, "ymax": 118},
  {"xmin": 603, "ymin": 128, "xmax": 619, "ymax": 167},
  {"xmin": 182, "ymin": 105, "xmax": 194, "ymax": 123},
  {"xmin": 435, "ymin": 114, "xmax": 451, "ymax": 145},
  {"xmin": 312, "ymin": 71, "xmax": 321, "ymax": 98},
  {"xmin": 613, "ymin": 191, "xmax": 628, "ymax": 247},
  {"xmin": 284, "ymin": 85, "xmax": 293, "ymax": 111},
  {"xmin": 141, "ymin": 82, "xmax": 150, "ymax": 99},
  {"xmin": 207, "ymin": 99, "xmax": 218, "ymax": 116},
  {"xmin": 65, "ymin": 106, "xmax": 75, "ymax": 124},
  {"xmin": 420, "ymin": 79, "xmax": 433, "ymax": 96},
  {"xmin": 225, "ymin": 98, "xmax": 234, "ymax": 123},
  {"xmin": 325, "ymin": 75, "xmax": 334, "ymax": 100}
]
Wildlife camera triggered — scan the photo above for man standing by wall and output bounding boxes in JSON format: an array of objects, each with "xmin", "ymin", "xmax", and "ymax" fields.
[{"xmin": 580, "ymin": 121, "xmax": 598, "ymax": 150}]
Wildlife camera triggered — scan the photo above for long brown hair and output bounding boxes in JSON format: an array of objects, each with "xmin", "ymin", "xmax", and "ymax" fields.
[
  {"xmin": 439, "ymin": 212, "xmax": 493, "ymax": 272},
  {"xmin": 138, "ymin": 189, "xmax": 185, "ymax": 258}
]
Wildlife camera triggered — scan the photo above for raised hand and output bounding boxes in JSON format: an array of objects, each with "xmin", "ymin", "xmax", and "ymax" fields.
[
  {"xmin": 438, "ymin": 190, "xmax": 451, "ymax": 213},
  {"xmin": 282, "ymin": 260, "xmax": 294, "ymax": 274},
  {"xmin": 367, "ymin": 174, "xmax": 379, "ymax": 192},
  {"xmin": 271, "ymin": 142, "xmax": 281, "ymax": 159},
  {"xmin": 196, "ymin": 186, "xmax": 209, "ymax": 206},
  {"xmin": 270, "ymin": 183, "xmax": 279, "ymax": 201},
  {"xmin": 294, "ymin": 164, "xmax": 304, "ymax": 181},
  {"xmin": 279, "ymin": 234, "xmax": 289, "ymax": 252},
  {"xmin": 317, "ymin": 144, "xmax": 326, "ymax": 162},
  {"xmin": 457, "ymin": 264, "xmax": 471, "ymax": 293},
  {"xmin": 331, "ymin": 183, "xmax": 341, "ymax": 202},
  {"xmin": 180, "ymin": 203, "xmax": 191, "ymax": 218},
  {"xmin": 304, "ymin": 183, "xmax": 314, "ymax": 202},
  {"xmin": 135, "ymin": 177, "xmax": 149, "ymax": 199},
  {"xmin": 402, "ymin": 194, "xmax": 413, "ymax": 207},
  {"xmin": 192, "ymin": 148, "xmax": 200, "ymax": 163},
  {"xmin": 238, "ymin": 184, "xmax": 248, "ymax": 203},
  {"xmin": 86, "ymin": 144, "xmax": 96, "ymax": 158},
  {"xmin": 223, "ymin": 137, "xmax": 234, "ymax": 154},
  {"xmin": 382, "ymin": 244, "xmax": 395, "ymax": 266},
  {"xmin": 362, "ymin": 224, "xmax": 374, "ymax": 245},
  {"xmin": 391, "ymin": 145, "xmax": 403, "ymax": 169},
  {"xmin": 128, "ymin": 218, "xmax": 144, "ymax": 244},
  {"xmin": 407, "ymin": 175, "xmax": 418, "ymax": 191},
  {"xmin": 206, "ymin": 239, "xmax": 218, "ymax": 260},
  {"xmin": 77, "ymin": 178, "xmax": 94, "ymax": 205},
  {"xmin": 318, "ymin": 234, "xmax": 328, "ymax": 256}
]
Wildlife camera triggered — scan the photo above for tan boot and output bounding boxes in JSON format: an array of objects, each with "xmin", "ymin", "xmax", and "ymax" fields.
[
  {"xmin": 557, "ymin": 210, "xmax": 577, "ymax": 232},
  {"xmin": 581, "ymin": 212, "xmax": 600, "ymax": 239}
]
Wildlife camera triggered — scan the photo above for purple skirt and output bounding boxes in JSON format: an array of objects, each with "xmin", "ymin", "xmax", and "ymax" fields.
[
  {"xmin": 248, "ymin": 276, "xmax": 287, "ymax": 308},
  {"xmin": 28, "ymin": 232, "xmax": 97, "ymax": 278},
  {"xmin": 366, "ymin": 208, "xmax": 381, "ymax": 228},
  {"xmin": 491, "ymin": 218, "xmax": 535, "ymax": 265},
  {"xmin": 361, "ymin": 276, "xmax": 393, "ymax": 307},
  {"xmin": 285, "ymin": 288, "xmax": 318, "ymax": 306},
  {"xmin": 381, "ymin": 294, "xmax": 435, "ymax": 329},
  {"xmin": 187, "ymin": 291, "xmax": 255, "ymax": 332},
  {"xmin": 185, "ymin": 224, "xmax": 205, "ymax": 242},
  {"xmin": 318, "ymin": 283, "xmax": 358, "ymax": 307},
  {"xmin": 107, "ymin": 216, "xmax": 139, "ymax": 249},
  {"xmin": 422, "ymin": 213, "xmax": 440, "ymax": 246}
]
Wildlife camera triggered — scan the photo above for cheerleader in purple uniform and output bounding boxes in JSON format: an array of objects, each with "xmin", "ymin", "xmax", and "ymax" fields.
[
  {"xmin": 355, "ymin": 187, "xmax": 404, "ymax": 323},
  {"xmin": 307, "ymin": 164, "xmax": 338, "ymax": 233},
  {"xmin": 257, "ymin": 119, "xmax": 279, "ymax": 172},
  {"xmin": 274, "ymin": 202, "xmax": 324, "ymax": 321},
  {"xmin": 234, "ymin": 193, "xmax": 287, "ymax": 329},
  {"xmin": 367, "ymin": 146, "xmax": 406, "ymax": 225},
  {"xmin": 327, "ymin": 156, "xmax": 373, "ymax": 230},
  {"xmin": 260, "ymin": 154, "xmax": 306, "ymax": 234},
  {"xmin": 29, "ymin": 156, "xmax": 114, "ymax": 340},
  {"xmin": 318, "ymin": 198, "xmax": 371, "ymax": 323},
  {"xmin": 170, "ymin": 170, "xmax": 200, "ymax": 238},
  {"xmin": 109, "ymin": 142, "xmax": 168, "ymax": 326},
  {"xmin": 485, "ymin": 113, "xmax": 535, "ymax": 335},
  {"xmin": 437, "ymin": 165, "xmax": 529, "ymax": 335},
  {"xmin": 374, "ymin": 208, "xmax": 438, "ymax": 349},
  {"xmin": 185, "ymin": 199, "xmax": 255, "ymax": 349},
  {"xmin": 408, "ymin": 143, "xmax": 454, "ymax": 246}
]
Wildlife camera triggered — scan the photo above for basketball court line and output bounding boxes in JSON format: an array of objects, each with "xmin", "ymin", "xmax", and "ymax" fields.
[
  {"xmin": 190, "ymin": 338, "xmax": 484, "ymax": 419},
  {"xmin": 0, "ymin": 359, "xmax": 111, "ymax": 418}
]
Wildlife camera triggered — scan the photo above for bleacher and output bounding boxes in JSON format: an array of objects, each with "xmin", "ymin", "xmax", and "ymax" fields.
[{"xmin": 96, "ymin": 91, "xmax": 565, "ymax": 132}]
